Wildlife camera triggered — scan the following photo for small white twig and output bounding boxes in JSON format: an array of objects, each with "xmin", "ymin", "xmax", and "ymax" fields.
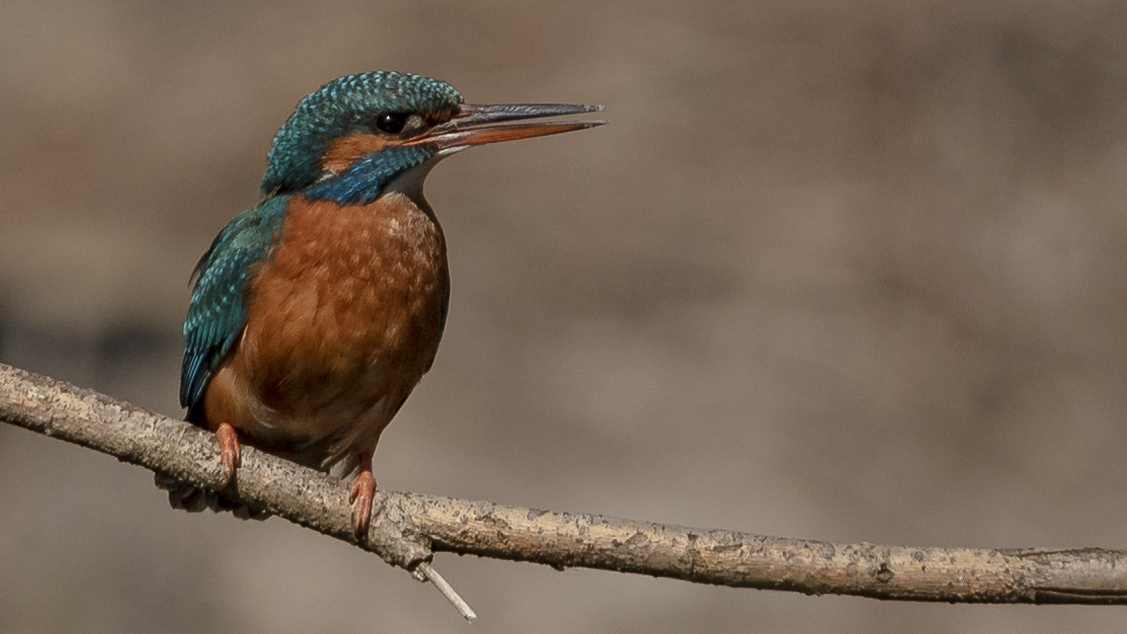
[{"xmin": 414, "ymin": 561, "xmax": 477, "ymax": 621}]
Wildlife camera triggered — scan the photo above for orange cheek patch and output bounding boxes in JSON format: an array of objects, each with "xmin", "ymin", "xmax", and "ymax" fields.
[{"xmin": 319, "ymin": 133, "xmax": 392, "ymax": 175}]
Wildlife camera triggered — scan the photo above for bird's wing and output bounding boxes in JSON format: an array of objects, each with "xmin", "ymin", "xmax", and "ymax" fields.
[{"xmin": 180, "ymin": 195, "xmax": 292, "ymax": 416}]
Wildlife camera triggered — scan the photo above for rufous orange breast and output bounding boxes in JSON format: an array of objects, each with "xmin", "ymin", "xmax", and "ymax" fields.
[{"xmin": 201, "ymin": 193, "xmax": 449, "ymax": 472}]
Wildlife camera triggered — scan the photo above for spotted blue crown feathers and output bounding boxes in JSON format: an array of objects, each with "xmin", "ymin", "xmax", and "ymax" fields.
[{"xmin": 261, "ymin": 71, "xmax": 463, "ymax": 196}]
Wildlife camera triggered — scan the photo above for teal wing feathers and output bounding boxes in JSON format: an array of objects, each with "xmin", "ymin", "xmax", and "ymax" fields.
[{"xmin": 180, "ymin": 195, "xmax": 292, "ymax": 417}]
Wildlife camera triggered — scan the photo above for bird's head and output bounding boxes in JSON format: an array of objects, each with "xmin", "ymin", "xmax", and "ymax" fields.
[{"xmin": 260, "ymin": 71, "xmax": 603, "ymax": 205}]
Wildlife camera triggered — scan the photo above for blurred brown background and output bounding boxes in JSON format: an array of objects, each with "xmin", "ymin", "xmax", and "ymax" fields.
[{"xmin": 3, "ymin": 0, "xmax": 1127, "ymax": 632}]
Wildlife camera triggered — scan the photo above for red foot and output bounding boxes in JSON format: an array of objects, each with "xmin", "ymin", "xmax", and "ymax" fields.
[
  {"xmin": 215, "ymin": 422, "xmax": 241, "ymax": 489},
  {"xmin": 349, "ymin": 454, "xmax": 376, "ymax": 538}
]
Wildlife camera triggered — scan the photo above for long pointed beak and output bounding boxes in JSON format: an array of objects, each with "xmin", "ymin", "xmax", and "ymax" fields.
[{"xmin": 407, "ymin": 103, "xmax": 605, "ymax": 155}]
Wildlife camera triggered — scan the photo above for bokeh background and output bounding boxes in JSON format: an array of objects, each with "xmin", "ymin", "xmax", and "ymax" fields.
[{"xmin": 4, "ymin": 1, "xmax": 1127, "ymax": 632}]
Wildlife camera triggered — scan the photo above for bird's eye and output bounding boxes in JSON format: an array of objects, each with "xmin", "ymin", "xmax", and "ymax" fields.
[{"xmin": 374, "ymin": 112, "xmax": 409, "ymax": 134}]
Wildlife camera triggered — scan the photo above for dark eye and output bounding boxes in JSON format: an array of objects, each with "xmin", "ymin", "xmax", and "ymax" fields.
[{"xmin": 374, "ymin": 112, "xmax": 409, "ymax": 134}]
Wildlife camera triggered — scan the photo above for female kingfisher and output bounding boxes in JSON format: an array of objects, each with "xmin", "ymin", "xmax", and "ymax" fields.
[{"xmin": 159, "ymin": 71, "xmax": 603, "ymax": 536}]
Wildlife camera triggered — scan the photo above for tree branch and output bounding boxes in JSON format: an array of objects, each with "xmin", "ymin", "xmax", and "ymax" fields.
[{"xmin": 3, "ymin": 361, "xmax": 1127, "ymax": 608}]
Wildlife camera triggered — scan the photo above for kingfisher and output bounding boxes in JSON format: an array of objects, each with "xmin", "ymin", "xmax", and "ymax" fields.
[{"xmin": 158, "ymin": 71, "xmax": 603, "ymax": 537}]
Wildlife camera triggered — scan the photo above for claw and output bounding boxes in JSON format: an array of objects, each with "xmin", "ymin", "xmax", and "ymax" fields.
[
  {"xmin": 215, "ymin": 422, "xmax": 241, "ymax": 488},
  {"xmin": 349, "ymin": 454, "xmax": 376, "ymax": 538}
]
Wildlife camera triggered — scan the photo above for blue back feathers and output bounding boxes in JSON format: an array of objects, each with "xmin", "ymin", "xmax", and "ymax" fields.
[
  {"xmin": 181, "ymin": 194, "xmax": 291, "ymax": 413},
  {"xmin": 181, "ymin": 71, "xmax": 463, "ymax": 416}
]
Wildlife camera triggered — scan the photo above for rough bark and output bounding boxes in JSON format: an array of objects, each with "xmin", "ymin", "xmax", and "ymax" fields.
[{"xmin": 3, "ymin": 361, "xmax": 1127, "ymax": 605}]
